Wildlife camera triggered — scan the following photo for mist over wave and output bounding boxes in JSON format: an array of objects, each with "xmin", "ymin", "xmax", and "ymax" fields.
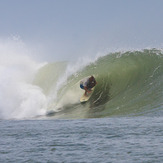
[
  {"xmin": 0, "ymin": 39, "xmax": 47, "ymax": 119},
  {"xmin": 0, "ymin": 39, "xmax": 162, "ymax": 119}
]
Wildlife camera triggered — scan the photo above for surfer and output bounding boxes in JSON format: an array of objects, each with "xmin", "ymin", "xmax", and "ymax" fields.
[{"xmin": 80, "ymin": 76, "xmax": 97, "ymax": 95}]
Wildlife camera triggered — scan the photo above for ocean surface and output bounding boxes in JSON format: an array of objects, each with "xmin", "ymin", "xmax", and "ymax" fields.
[
  {"xmin": 0, "ymin": 49, "xmax": 163, "ymax": 162},
  {"xmin": 0, "ymin": 117, "xmax": 163, "ymax": 163}
]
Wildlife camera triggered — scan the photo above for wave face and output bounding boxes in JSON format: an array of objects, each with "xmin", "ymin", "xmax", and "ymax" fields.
[{"xmin": 34, "ymin": 49, "xmax": 163, "ymax": 119}]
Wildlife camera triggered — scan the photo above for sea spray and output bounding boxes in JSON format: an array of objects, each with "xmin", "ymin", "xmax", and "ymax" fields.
[{"xmin": 0, "ymin": 38, "xmax": 47, "ymax": 119}]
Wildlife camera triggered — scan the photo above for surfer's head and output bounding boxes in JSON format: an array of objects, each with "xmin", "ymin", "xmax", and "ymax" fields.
[
  {"xmin": 89, "ymin": 76, "xmax": 96, "ymax": 86},
  {"xmin": 90, "ymin": 76, "xmax": 95, "ymax": 81}
]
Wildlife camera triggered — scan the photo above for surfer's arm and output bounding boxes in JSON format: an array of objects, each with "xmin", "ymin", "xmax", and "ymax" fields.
[{"xmin": 84, "ymin": 86, "xmax": 92, "ymax": 93}]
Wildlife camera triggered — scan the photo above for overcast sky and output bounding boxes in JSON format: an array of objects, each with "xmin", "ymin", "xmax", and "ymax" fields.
[{"xmin": 0, "ymin": 0, "xmax": 163, "ymax": 61}]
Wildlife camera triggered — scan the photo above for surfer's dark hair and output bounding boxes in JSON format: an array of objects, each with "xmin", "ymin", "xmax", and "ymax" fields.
[{"xmin": 87, "ymin": 76, "xmax": 96, "ymax": 88}]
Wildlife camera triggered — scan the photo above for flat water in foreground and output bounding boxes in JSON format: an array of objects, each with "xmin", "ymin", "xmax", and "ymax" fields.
[{"xmin": 0, "ymin": 116, "xmax": 163, "ymax": 163}]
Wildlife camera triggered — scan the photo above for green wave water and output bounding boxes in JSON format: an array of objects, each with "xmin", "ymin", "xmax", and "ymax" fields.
[{"xmin": 34, "ymin": 49, "xmax": 163, "ymax": 119}]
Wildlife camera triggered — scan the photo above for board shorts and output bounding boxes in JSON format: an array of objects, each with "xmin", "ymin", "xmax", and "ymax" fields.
[{"xmin": 80, "ymin": 84, "xmax": 84, "ymax": 89}]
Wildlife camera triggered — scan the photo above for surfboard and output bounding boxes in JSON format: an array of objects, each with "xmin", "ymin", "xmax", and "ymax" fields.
[{"xmin": 80, "ymin": 87, "xmax": 94, "ymax": 103}]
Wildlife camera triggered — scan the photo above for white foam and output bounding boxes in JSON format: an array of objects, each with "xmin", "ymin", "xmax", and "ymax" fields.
[{"xmin": 0, "ymin": 38, "xmax": 47, "ymax": 119}]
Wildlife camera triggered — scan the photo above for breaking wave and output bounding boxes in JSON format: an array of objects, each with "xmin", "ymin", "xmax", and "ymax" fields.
[
  {"xmin": 0, "ymin": 41, "xmax": 162, "ymax": 119},
  {"xmin": 35, "ymin": 49, "xmax": 163, "ymax": 119}
]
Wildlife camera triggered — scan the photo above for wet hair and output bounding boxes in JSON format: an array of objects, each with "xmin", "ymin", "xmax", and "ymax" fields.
[
  {"xmin": 90, "ymin": 76, "xmax": 94, "ymax": 80},
  {"xmin": 87, "ymin": 76, "xmax": 96, "ymax": 88}
]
